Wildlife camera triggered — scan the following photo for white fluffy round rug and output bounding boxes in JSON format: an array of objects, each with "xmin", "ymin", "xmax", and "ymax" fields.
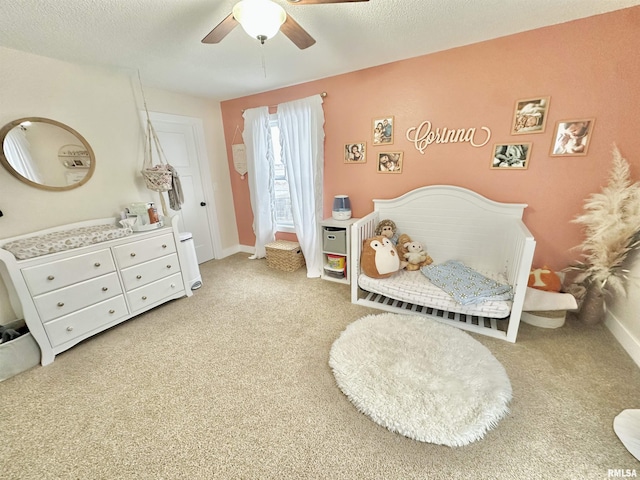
[{"xmin": 329, "ymin": 313, "xmax": 512, "ymax": 447}]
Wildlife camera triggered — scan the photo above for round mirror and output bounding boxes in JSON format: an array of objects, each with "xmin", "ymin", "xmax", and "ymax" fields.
[{"xmin": 0, "ymin": 117, "xmax": 95, "ymax": 191}]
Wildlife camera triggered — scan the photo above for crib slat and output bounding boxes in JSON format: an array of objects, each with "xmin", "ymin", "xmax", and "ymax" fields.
[{"xmin": 359, "ymin": 290, "xmax": 508, "ymax": 338}]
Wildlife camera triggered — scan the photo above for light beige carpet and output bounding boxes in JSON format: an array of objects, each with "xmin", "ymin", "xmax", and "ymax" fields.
[{"xmin": 1, "ymin": 253, "xmax": 639, "ymax": 479}]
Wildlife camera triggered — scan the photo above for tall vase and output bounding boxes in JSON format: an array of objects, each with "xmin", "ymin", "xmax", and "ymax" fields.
[{"xmin": 578, "ymin": 282, "xmax": 605, "ymax": 325}]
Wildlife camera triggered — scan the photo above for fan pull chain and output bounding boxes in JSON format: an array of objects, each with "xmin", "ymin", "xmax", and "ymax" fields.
[{"xmin": 261, "ymin": 51, "xmax": 267, "ymax": 79}]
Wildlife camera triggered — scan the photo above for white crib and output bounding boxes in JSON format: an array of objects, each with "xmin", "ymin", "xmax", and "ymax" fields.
[{"xmin": 350, "ymin": 185, "xmax": 536, "ymax": 342}]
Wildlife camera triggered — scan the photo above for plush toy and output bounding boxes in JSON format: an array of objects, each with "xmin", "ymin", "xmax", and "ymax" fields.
[
  {"xmin": 403, "ymin": 241, "xmax": 433, "ymax": 270},
  {"xmin": 375, "ymin": 219, "xmax": 399, "ymax": 245},
  {"xmin": 360, "ymin": 235, "xmax": 401, "ymax": 279},
  {"xmin": 528, "ymin": 266, "xmax": 562, "ymax": 292},
  {"xmin": 396, "ymin": 233, "xmax": 433, "ymax": 271}
]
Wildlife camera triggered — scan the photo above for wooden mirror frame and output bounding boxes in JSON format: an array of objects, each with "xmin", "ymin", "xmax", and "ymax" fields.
[{"xmin": 0, "ymin": 117, "xmax": 96, "ymax": 191}]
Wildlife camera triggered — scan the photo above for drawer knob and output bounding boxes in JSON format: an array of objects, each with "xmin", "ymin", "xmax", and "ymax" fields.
[
  {"xmin": 47, "ymin": 275, "xmax": 55, "ymax": 281},
  {"xmin": 142, "ymin": 296, "xmax": 147, "ymax": 300},
  {"xmin": 162, "ymin": 244, "xmax": 167, "ymax": 248},
  {"xmin": 136, "ymin": 275, "xmax": 142, "ymax": 279},
  {"xmin": 166, "ymin": 265, "xmax": 172, "ymax": 269},
  {"xmin": 66, "ymin": 326, "xmax": 73, "ymax": 332},
  {"xmin": 94, "ymin": 262, "xmax": 101, "ymax": 267},
  {"xmin": 170, "ymin": 283, "xmax": 175, "ymax": 288},
  {"xmin": 57, "ymin": 302, "xmax": 64, "ymax": 307},
  {"xmin": 109, "ymin": 309, "xmax": 115, "ymax": 314},
  {"xmin": 102, "ymin": 287, "xmax": 108, "ymax": 291},
  {"xmin": 130, "ymin": 252, "xmax": 136, "ymax": 257}
]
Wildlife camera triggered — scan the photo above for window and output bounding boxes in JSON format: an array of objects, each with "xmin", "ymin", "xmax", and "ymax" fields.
[{"xmin": 270, "ymin": 116, "xmax": 294, "ymax": 231}]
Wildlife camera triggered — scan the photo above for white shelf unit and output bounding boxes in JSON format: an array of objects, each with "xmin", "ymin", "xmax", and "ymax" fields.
[{"xmin": 319, "ymin": 217, "xmax": 358, "ymax": 285}]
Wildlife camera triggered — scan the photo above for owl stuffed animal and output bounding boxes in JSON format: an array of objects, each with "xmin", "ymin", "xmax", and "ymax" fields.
[{"xmin": 360, "ymin": 236, "xmax": 401, "ymax": 279}]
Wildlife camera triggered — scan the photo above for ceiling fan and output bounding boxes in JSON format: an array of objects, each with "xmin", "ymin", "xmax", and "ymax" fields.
[{"xmin": 201, "ymin": 0, "xmax": 369, "ymax": 50}]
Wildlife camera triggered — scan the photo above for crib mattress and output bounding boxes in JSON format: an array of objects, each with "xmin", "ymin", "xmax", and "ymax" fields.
[{"xmin": 358, "ymin": 269, "xmax": 511, "ymax": 318}]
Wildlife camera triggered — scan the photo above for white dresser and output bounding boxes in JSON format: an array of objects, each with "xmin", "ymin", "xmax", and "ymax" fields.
[{"xmin": 0, "ymin": 216, "xmax": 192, "ymax": 366}]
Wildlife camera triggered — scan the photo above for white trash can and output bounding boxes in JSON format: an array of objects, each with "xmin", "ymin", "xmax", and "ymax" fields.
[{"xmin": 179, "ymin": 232, "xmax": 202, "ymax": 290}]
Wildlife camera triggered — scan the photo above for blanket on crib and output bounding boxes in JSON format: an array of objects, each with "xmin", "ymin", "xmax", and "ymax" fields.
[{"xmin": 421, "ymin": 260, "xmax": 513, "ymax": 305}]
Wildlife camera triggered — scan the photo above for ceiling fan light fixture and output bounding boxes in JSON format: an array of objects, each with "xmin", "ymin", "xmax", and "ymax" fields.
[{"xmin": 233, "ymin": 0, "xmax": 286, "ymax": 43}]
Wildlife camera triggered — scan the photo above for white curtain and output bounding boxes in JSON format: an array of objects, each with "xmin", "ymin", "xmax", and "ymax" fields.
[
  {"xmin": 278, "ymin": 95, "xmax": 325, "ymax": 277},
  {"xmin": 242, "ymin": 106, "xmax": 276, "ymax": 259},
  {"xmin": 4, "ymin": 127, "xmax": 42, "ymax": 183}
]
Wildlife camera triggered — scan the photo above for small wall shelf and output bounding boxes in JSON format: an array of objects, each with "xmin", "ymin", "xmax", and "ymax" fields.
[{"xmin": 319, "ymin": 217, "xmax": 359, "ymax": 285}]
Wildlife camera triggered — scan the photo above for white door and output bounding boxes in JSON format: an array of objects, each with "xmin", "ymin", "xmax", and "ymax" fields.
[{"xmin": 145, "ymin": 112, "xmax": 221, "ymax": 263}]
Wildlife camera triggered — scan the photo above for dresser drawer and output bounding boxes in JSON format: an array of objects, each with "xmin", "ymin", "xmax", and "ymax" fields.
[
  {"xmin": 44, "ymin": 295, "xmax": 128, "ymax": 348},
  {"xmin": 34, "ymin": 272, "xmax": 123, "ymax": 323},
  {"xmin": 113, "ymin": 233, "xmax": 176, "ymax": 269},
  {"xmin": 127, "ymin": 272, "xmax": 184, "ymax": 313},
  {"xmin": 120, "ymin": 253, "xmax": 180, "ymax": 291},
  {"xmin": 22, "ymin": 249, "xmax": 116, "ymax": 296}
]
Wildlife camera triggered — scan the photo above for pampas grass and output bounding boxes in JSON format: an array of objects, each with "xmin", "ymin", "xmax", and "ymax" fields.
[{"xmin": 570, "ymin": 145, "xmax": 640, "ymax": 298}]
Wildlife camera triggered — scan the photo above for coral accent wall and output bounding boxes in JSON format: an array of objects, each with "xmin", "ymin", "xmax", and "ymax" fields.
[{"xmin": 221, "ymin": 6, "xmax": 640, "ymax": 271}]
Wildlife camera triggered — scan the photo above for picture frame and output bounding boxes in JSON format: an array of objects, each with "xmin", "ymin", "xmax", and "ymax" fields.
[
  {"xmin": 490, "ymin": 143, "xmax": 532, "ymax": 169},
  {"xmin": 344, "ymin": 142, "xmax": 366, "ymax": 163},
  {"xmin": 550, "ymin": 118, "xmax": 595, "ymax": 157},
  {"xmin": 377, "ymin": 151, "xmax": 403, "ymax": 173},
  {"xmin": 372, "ymin": 116, "xmax": 394, "ymax": 145},
  {"xmin": 511, "ymin": 97, "xmax": 550, "ymax": 135}
]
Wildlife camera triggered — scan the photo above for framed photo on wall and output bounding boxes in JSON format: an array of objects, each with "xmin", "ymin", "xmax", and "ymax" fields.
[
  {"xmin": 372, "ymin": 116, "xmax": 394, "ymax": 145},
  {"xmin": 377, "ymin": 152, "xmax": 403, "ymax": 173},
  {"xmin": 344, "ymin": 142, "xmax": 366, "ymax": 163},
  {"xmin": 511, "ymin": 97, "xmax": 550, "ymax": 135},
  {"xmin": 490, "ymin": 143, "xmax": 531, "ymax": 169},
  {"xmin": 550, "ymin": 118, "xmax": 595, "ymax": 156}
]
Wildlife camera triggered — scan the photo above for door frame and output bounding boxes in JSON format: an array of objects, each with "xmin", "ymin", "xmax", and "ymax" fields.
[{"xmin": 143, "ymin": 111, "xmax": 222, "ymax": 260}]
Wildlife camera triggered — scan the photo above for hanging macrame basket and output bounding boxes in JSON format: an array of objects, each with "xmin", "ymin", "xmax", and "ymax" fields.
[
  {"xmin": 141, "ymin": 119, "xmax": 173, "ymax": 192},
  {"xmin": 137, "ymin": 71, "xmax": 184, "ymax": 216}
]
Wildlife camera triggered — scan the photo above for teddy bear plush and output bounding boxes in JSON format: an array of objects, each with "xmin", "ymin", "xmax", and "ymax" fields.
[
  {"xmin": 396, "ymin": 233, "xmax": 433, "ymax": 271},
  {"xmin": 360, "ymin": 235, "xmax": 401, "ymax": 279}
]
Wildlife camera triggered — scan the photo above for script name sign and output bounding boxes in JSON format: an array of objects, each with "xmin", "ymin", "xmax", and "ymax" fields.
[{"xmin": 406, "ymin": 121, "xmax": 492, "ymax": 154}]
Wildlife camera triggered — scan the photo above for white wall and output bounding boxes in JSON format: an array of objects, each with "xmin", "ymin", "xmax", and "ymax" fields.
[
  {"xmin": 0, "ymin": 46, "xmax": 238, "ymax": 324},
  {"xmin": 606, "ymin": 250, "xmax": 640, "ymax": 367}
]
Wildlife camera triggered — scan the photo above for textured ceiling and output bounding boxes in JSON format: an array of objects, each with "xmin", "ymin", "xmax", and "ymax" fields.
[{"xmin": 1, "ymin": 0, "xmax": 639, "ymax": 101}]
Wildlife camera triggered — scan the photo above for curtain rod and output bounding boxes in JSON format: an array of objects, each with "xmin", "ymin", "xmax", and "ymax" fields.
[{"xmin": 241, "ymin": 92, "xmax": 327, "ymax": 113}]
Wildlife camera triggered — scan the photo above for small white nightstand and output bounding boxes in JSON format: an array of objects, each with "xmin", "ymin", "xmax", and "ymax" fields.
[{"xmin": 319, "ymin": 217, "xmax": 359, "ymax": 285}]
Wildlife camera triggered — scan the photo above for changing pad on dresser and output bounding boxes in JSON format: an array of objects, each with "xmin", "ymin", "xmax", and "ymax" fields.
[{"xmin": 2, "ymin": 224, "xmax": 133, "ymax": 260}]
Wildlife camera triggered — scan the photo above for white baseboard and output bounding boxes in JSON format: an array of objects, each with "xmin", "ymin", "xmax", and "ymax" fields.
[
  {"xmin": 238, "ymin": 244, "xmax": 255, "ymax": 254},
  {"xmin": 606, "ymin": 311, "xmax": 640, "ymax": 369},
  {"xmin": 218, "ymin": 244, "xmax": 254, "ymax": 259}
]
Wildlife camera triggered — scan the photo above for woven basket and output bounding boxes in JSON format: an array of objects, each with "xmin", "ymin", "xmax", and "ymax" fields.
[
  {"xmin": 266, "ymin": 240, "xmax": 305, "ymax": 272},
  {"xmin": 141, "ymin": 166, "xmax": 172, "ymax": 192}
]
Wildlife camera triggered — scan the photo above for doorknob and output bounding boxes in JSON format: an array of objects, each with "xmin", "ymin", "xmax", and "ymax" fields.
[{"xmin": 200, "ymin": 202, "xmax": 206, "ymax": 206}]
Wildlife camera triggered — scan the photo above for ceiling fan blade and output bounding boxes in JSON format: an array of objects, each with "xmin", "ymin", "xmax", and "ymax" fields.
[
  {"xmin": 287, "ymin": 0, "xmax": 369, "ymax": 4},
  {"xmin": 201, "ymin": 13, "xmax": 238, "ymax": 44},
  {"xmin": 280, "ymin": 14, "xmax": 316, "ymax": 50}
]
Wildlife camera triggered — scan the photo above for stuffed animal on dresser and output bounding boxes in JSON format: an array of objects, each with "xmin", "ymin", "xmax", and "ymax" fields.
[
  {"xmin": 396, "ymin": 233, "xmax": 433, "ymax": 271},
  {"xmin": 374, "ymin": 219, "xmax": 399, "ymax": 245},
  {"xmin": 360, "ymin": 235, "xmax": 401, "ymax": 279}
]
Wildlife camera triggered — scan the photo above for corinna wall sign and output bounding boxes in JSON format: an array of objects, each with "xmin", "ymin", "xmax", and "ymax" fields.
[{"xmin": 406, "ymin": 121, "xmax": 492, "ymax": 154}]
